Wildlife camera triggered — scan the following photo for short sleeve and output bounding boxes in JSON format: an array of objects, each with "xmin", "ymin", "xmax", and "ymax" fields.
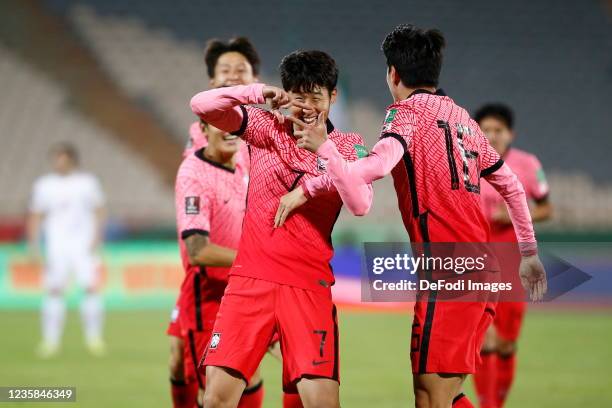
[
  {"xmin": 477, "ymin": 130, "xmax": 503, "ymax": 177},
  {"xmin": 29, "ymin": 179, "xmax": 47, "ymax": 213},
  {"xmin": 525, "ymin": 155, "xmax": 550, "ymax": 201},
  {"xmin": 233, "ymin": 106, "xmax": 274, "ymax": 148},
  {"xmin": 176, "ymin": 174, "xmax": 213, "ymax": 240},
  {"xmin": 379, "ymin": 105, "xmax": 416, "ymax": 152}
]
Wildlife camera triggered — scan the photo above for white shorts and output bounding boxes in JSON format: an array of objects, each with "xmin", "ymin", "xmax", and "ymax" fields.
[{"xmin": 44, "ymin": 247, "xmax": 100, "ymax": 291}]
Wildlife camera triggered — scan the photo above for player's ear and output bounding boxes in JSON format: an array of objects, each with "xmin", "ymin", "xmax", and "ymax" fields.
[
  {"xmin": 390, "ymin": 66, "xmax": 401, "ymax": 86},
  {"xmin": 329, "ymin": 88, "xmax": 338, "ymax": 105}
]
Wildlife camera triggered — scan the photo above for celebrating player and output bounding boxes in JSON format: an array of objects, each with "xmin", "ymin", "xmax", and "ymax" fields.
[
  {"xmin": 167, "ymin": 37, "xmax": 265, "ymax": 408},
  {"xmin": 278, "ymin": 25, "xmax": 547, "ymax": 408},
  {"xmin": 472, "ymin": 103, "xmax": 552, "ymax": 408},
  {"xmin": 190, "ymin": 50, "xmax": 371, "ymax": 408},
  {"xmin": 28, "ymin": 143, "xmax": 106, "ymax": 358}
]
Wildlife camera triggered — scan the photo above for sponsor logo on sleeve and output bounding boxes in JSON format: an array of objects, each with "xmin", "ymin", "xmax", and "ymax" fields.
[
  {"xmin": 354, "ymin": 144, "xmax": 369, "ymax": 159},
  {"xmin": 382, "ymin": 108, "xmax": 397, "ymax": 132},
  {"xmin": 185, "ymin": 196, "xmax": 200, "ymax": 215}
]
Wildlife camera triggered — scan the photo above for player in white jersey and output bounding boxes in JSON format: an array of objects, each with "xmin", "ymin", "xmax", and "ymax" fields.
[{"xmin": 27, "ymin": 143, "xmax": 106, "ymax": 358}]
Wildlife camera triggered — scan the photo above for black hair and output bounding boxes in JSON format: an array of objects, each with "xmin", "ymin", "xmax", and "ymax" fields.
[
  {"xmin": 279, "ymin": 50, "xmax": 338, "ymax": 94},
  {"xmin": 381, "ymin": 24, "xmax": 445, "ymax": 88},
  {"xmin": 204, "ymin": 37, "xmax": 260, "ymax": 78},
  {"xmin": 50, "ymin": 142, "xmax": 79, "ymax": 164},
  {"xmin": 474, "ymin": 103, "xmax": 514, "ymax": 130}
]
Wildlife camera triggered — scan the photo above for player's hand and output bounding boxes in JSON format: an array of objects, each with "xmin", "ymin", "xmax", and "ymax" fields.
[
  {"xmin": 274, "ymin": 186, "xmax": 308, "ymax": 228},
  {"xmin": 519, "ymin": 254, "xmax": 547, "ymax": 301},
  {"xmin": 285, "ymin": 111, "xmax": 328, "ymax": 153},
  {"xmin": 262, "ymin": 85, "xmax": 293, "ymax": 124}
]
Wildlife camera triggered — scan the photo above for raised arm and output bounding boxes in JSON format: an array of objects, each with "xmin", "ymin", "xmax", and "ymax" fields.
[{"xmin": 190, "ymin": 84, "xmax": 266, "ymax": 133}]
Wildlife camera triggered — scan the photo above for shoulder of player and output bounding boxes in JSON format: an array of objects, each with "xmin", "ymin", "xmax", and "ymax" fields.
[
  {"xmin": 508, "ymin": 147, "xmax": 541, "ymax": 166},
  {"xmin": 243, "ymin": 105, "xmax": 275, "ymax": 123},
  {"xmin": 329, "ymin": 131, "xmax": 365, "ymax": 158},
  {"xmin": 33, "ymin": 174, "xmax": 55, "ymax": 191}
]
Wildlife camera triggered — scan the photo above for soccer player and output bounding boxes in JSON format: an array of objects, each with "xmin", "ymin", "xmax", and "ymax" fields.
[
  {"xmin": 472, "ymin": 103, "xmax": 552, "ymax": 408},
  {"xmin": 167, "ymin": 37, "xmax": 266, "ymax": 408},
  {"xmin": 190, "ymin": 50, "xmax": 371, "ymax": 408},
  {"xmin": 28, "ymin": 143, "xmax": 106, "ymax": 358},
  {"xmin": 278, "ymin": 25, "xmax": 547, "ymax": 408}
]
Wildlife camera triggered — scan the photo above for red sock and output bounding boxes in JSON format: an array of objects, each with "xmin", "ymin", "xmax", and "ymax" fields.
[
  {"xmin": 283, "ymin": 392, "xmax": 304, "ymax": 408},
  {"xmin": 452, "ymin": 393, "xmax": 474, "ymax": 407},
  {"xmin": 170, "ymin": 378, "xmax": 198, "ymax": 408},
  {"xmin": 473, "ymin": 351, "xmax": 498, "ymax": 408},
  {"xmin": 496, "ymin": 353, "xmax": 516, "ymax": 407},
  {"xmin": 237, "ymin": 381, "xmax": 264, "ymax": 408}
]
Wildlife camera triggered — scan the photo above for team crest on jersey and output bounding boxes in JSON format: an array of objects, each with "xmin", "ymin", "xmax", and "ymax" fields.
[
  {"xmin": 382, "ymin": 108, "xmax": 397, "ymax": 132},
  {"xmin": 317, "ymin": 157, "xmax": 328, "ymax": 172},
  {"xmin": 185, "ymin": 196, "xmax": 200, "ymax": 215},
  {"xmin": 210, "ymin": 332, "xmax": 221, "ymax": 349}
]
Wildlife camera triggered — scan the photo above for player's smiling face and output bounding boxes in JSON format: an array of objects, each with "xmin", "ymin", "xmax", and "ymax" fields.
[
  {"xmin": 210, "ymin": 51, "xmax": 257, "ymax": 88},
  {"xmin": 202, "ymin": 122, "xmax": 240, "ymax": 156},
  {"xmin": 287, "ymin": 86, "xmax": 337, "ymax": 127},
  {"xmin": 479, "ymin": 116, "xmax": 514, "ymax": 155}
]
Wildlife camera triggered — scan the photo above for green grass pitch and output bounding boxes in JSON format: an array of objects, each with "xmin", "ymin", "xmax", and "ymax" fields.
[{"xmin": 0, "ymin": 309, "xmax": 610, "ymax": 407}]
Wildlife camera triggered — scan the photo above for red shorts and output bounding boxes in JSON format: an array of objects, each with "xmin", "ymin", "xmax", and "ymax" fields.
[
  {"xmin": 493, "ymin": 301, "xmax": 526, "ymax": 342},
  {"xmin": 411, "ymin": 296, "xmax": 496, "ymax": 374},
  {"xmin": 203, "ymin": 275, "xmax": 339, "ymax": 392},
  {"xmin": 181, "ymin": 300, "xmax": 220, "ymax": 385},
  {"xmin": 183, "ymin": 328, "xmax": 212, "ymax": 387}
]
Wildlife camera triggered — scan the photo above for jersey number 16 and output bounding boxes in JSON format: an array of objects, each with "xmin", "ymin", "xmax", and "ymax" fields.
[{"xmin": 437, "ymin": 120, "xmax": 480, "ymax": 194}]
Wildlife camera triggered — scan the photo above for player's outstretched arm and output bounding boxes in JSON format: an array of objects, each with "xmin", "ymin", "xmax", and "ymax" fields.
[
  {"xmin": 286, "ymin": 113, "xmax": 404, "ymax": 214},
  {"xmin": 190, "ymin": 84, "xmax": 296, "ymax": 133},
  {"xmin": 184, "ymin": 233, "xmax": 236, "ymax": 268},
  {"xmin": 484, "ymin": 163, "xmax": 547, "ymax": 301}
]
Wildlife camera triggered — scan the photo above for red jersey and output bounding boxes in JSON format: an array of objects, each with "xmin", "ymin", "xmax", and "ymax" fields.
[
  {"xmin": 481, "ymin": 147, "xmax": 549, "ymax": 242},
  {"xmin": 233, "ymin": 106, "xmax": 364, "ymax": 292},
  {"xmin": 381, "ymin": 89, "xmax": 502, "ymax": 242},
  {"xmin": 175, "ymin": 147, "xmax": 248, "ymax": 330}
]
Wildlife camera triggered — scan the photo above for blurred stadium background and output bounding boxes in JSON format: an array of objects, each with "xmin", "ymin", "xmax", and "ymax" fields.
[{"xmin": 0, "ymin": 0, "xmax": 611, "ymax": 407}]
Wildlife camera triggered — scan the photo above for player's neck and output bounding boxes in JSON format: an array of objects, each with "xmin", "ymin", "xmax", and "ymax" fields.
[
  {"xmin": 394, "ymin": 85, "xmax": 436, "ymax": 102},
  {"xmin": 204, "ymin": 146, "xmax": 236, "ymax": 170}
]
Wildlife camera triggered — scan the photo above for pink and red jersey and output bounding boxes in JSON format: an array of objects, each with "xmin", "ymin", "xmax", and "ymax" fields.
[
  {"xmin": 190, "ymin": 84, "xmax": 367, "ymax": 293},
  {"xmin": 481, "ymin": 147, "xmax": 549, "ymax": 242},
  {"xmin": 175, "ymin": 147, "xmax": 248, "ymax": 331},
  {"xmin": 381, "ymin": 90, "xmax": 502, "ymax": 243},
  {"xmin": 232, "ymin": 107, "xmax": 364, "ymax": 292}
]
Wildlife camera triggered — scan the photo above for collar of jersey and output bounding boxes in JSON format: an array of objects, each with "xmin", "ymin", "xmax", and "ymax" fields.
[
  {"xmin": 407, "ymin": 88, "xmax": 447, "ymax": 99},
  {"xmin": 195, "ymin": 148, "xmax": 236, "ymax": 173}
]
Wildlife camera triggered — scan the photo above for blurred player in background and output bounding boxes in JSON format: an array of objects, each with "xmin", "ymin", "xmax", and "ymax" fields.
[
  {"xmin": 27, "ymin": 142, "xmax": 106, "ymax": 358},
  {"xmin": 190, "ymin": 50, "xmax": 371, "ymax": 408},
  {"xmin": 278, "ymin": 24, "xmax": 547, "ymax": 408},
  {"xmin": 473, "ymin": 103, "xmax": 552, "ymax": 408},
  {"xmin": 168, "ymin": 37, "xmax": 273, "ymax": 408}
]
